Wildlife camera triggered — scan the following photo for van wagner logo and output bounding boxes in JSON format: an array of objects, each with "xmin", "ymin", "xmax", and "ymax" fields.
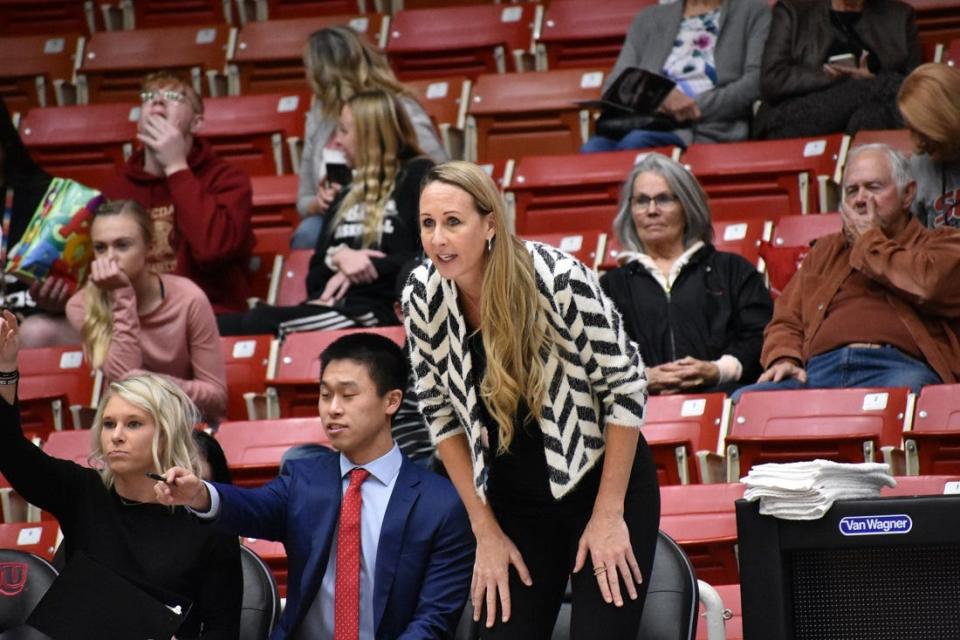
[
  {"xmin": 839, "ymin": 514, "xmax": 912, "ymax": 536},
  {"xmin": 0, "ymin": 562, "xmax": 27, "ymax": 596}
]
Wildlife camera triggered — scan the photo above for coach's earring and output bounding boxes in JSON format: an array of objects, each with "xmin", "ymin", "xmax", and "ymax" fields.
[{"xmin": 487, "ymin": 236, "xmax": 494, "ymax": 252}]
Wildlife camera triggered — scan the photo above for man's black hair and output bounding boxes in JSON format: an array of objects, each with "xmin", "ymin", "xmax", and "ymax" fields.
[{"xmin": 319, "ymin": 332, "xmax": 408, "ymax": 397}]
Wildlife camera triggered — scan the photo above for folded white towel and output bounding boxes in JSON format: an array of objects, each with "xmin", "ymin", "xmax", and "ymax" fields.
[{"xmin": 741, "ymin": 459, "xmax": 897, "ymax": 520}]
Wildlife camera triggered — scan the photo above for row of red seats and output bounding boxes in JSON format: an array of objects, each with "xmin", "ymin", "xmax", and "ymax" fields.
[{"xmin": 3, "ymin": 0, "xmax": 958, "ymax": 116}]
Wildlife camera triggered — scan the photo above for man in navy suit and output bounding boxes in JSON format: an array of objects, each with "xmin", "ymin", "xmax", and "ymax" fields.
[{"xmin": 156, "ymin": 333, "xmax": 474, "ymax": 639}]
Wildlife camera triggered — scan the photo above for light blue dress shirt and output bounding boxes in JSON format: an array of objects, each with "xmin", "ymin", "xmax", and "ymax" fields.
[{"xmin": 296, "ymin": 444, "xmax": 403, "ymax": 640}]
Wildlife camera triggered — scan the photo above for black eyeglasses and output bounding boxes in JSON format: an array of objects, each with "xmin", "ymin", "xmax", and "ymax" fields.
[
  {"xmin": 140, "ymin": 89, "xmax": 187, "ymax": 104},
  {"xmin": 632, "ymin": 194, "xmax": 679, "ymax": 210}
]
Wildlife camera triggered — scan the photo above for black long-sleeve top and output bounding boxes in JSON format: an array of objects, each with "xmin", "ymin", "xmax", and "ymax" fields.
[
  {"xmin": 600, "ymin": 244, "xmax": 773, "ymax": 392},
  {"xmin": 0, "ymin": 398, "xmax": 242, "ymax": 639},
  {"xmin": 306, "ymin": 154, "xmax": 434, "ymax": 324}
]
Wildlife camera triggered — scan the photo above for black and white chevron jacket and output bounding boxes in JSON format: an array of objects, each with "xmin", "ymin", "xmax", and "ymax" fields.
[{"xmin": 403, "ymin": 241, "xmax": 648, "ymax": 501}]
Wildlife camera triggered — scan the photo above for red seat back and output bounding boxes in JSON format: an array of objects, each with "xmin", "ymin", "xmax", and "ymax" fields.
[
  {"xmin": 728, "ymin": 387, "xmax": 910, "ymax": 478},
  {"xmin": 680, "ymin": 135, "xmax": 847, "ymax": 219},
  {"xmin": 537, "ymin": 0, "xmax": 655, "ymax": 70},
  {"xmin": 274, "ymin": 249, "xmax": 312, "ymax": 307},
  {"xmin": 0, "ymin": 33, "xmax": 82, "ymax": 114},
  {"xmin": 216, "ymin": 417, "xmax": 330, "ymax": 486},
  {"xmin": 712, "ymin": 219, "xmax": 772, "ymax": 269},
  {"xmin": 201, "ymin": 92, "xmax": 311, "ymax": 176},
  {"xmin": 386, "ymin": 4, "xmax": 538, "ymax": 80},
  {"xmin": 220, "ymin": 335, "xmax": 274, "ymax": 421},
  {"xmin": 643, "ymin": 393, "xmax": 726, "ymax": 485},
  {"xmin": 518, "ymin": 231, "xmax": 604, "ymax": 270},
  {"xmin": 0, "ymin": 521, "xmax": 61, "ymax": 560},
  {"xmin": 907, "ymin": 384, "xmax": 960, "ymax": 474},
  {"xmin": 468, "ymin": 68, "xmax": 604, "ymax": 162},
  {"xmin": 659, "ymin": 483, "xmax": 745, "ymax": 585},
  {"xmin": 231, "ymin": 14, "xmax": 387, "ymax": 94},
  {"xmin": 79, "ymin": 24, "xmax": 232, "ymax": 103}
]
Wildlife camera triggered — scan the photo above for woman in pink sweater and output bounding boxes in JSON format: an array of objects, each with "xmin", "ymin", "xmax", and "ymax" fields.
[{"xmin": 66, "ymin": 199, "xmax": 227, "ymax": 420}]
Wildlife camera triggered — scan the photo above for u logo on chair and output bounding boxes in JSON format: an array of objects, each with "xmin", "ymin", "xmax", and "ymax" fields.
[{"xmin": 0, "ymin": 563, "xmax": 28, "ymax": 597}]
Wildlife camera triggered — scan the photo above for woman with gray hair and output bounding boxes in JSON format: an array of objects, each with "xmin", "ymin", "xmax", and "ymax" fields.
[{"xmin": 600, "ymin": 153, "xmax": 773, "ymax": 395}]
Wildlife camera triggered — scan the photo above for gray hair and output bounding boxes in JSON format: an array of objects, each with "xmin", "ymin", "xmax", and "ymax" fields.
[
  {"xmin": 844, "ymin": 143, "xmax": 914, "ymax": 195},
  {"xmin": 612, "ymin": 152, "xmax": 714, "ymax": 253}
]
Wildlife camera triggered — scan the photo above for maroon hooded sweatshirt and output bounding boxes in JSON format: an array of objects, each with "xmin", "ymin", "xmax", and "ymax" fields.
[{"xmin": 105, "ymin": 138, "xmax": 254, "ymax": 313}]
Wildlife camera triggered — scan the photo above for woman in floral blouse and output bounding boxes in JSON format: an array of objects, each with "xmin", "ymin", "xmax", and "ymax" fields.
[{"xmin": 582, "ymin": 0, "xmax": 771, "ymax": 152}]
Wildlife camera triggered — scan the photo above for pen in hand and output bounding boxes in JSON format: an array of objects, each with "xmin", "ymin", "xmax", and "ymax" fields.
[{"xmin": 145, "ymin": 471, "xmax": 170, "ymax": 483}]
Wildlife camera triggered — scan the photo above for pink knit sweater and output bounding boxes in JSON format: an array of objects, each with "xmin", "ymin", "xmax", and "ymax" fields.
[{"xmin": 66, "ymin": 273, "xmax": 227, "ymax": 419}]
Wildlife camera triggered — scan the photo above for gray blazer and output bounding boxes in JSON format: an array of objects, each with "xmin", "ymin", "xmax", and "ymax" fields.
[
  {"xmin": 606, "ymin": 0, "xmax": 771, "ymax": 145},
  {"xmin": 296, "ymin": 96, "xmax": 448, "ymax": 218}
]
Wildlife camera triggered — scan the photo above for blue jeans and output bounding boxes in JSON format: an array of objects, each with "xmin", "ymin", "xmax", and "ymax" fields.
[
  {"xmin": 731, "ymin": 345, "xmax": 942, "ymax": 402},
  {"xmin": 581, "ymin": 129, "xmax": 685, "ymax": 153},
  {"xmin": 290, "ymin": 215, "xmax": 324, "ymax": 249}
]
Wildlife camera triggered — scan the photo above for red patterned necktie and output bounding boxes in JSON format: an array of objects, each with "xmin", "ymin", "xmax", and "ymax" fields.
[{"xmin": 334, "ymin": 467, "xmax": 370, "ymax": 640}]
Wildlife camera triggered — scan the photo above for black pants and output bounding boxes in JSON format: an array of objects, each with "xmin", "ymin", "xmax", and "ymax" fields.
[{"xmin": 479, "ymin": 438, "xmax": 660, "ymax": 640}]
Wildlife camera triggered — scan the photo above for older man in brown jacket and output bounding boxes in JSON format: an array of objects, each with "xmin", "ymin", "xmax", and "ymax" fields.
[{"xmin": 733, "ymin": 144, "xmax": 960, "ymax": 399}]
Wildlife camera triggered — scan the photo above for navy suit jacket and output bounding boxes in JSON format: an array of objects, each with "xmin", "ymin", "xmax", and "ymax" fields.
[{"xmin": 214, "ymin": 451, "xmax": 474, "ymax": 640}]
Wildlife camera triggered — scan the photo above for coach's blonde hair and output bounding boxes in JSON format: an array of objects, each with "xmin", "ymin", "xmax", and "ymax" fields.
[
  {"xmin": 90, "ymin": 374, "xmax": 201, "ymax": 490},
  {"xmin": 304, "ymin": 26, "xmax": 409, "ymax": 120},
  {"xmin": 82, "ymin": 200, "xmax": 154, "ymax": 370},
  {"xmin": 423, "ymin": 162, "xmax": 553, "ymax": 453},
  {"xmin": 330, "ymin": 90, "xmax": 423, "ymax": 247}
]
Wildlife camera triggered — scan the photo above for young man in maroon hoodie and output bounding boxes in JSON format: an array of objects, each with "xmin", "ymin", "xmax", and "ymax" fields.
[{"xmin": 105, "ymin": 71, "xmax": 254, "ymax": 314}]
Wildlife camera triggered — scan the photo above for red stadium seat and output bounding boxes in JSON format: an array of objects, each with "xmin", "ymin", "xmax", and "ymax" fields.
[
  {"xmin": 250, "ymin": 174, "xmax": 300, "ymax": 230},
  {"xmin": 466, "ymin": 68, "xmax": 605, "ymax": 162},
  {"xmin": 242, "ymin": 537, "xmax": 289, "ymax": 598},
  {"xmin": 220, "ymin": 335, "xmax": 275, "ymax": 421},
  {"xmin": 0, "ymin": 521, "xmax": 61, "ymax": 560},
  {"xmin": 535, "ymin": 0, "xmax": 656, "ymax": 71},
  {"xmin": 250, "ymin": 226, "xmax": 294, "ymax": 301},
  {"xmin": 265, "ymin": 327, "xmax": 406, "ymax": 418},
  {"xmin": 944, "ymin": 38, "xmax": 960, "ymax": 65},
  {"xmin": 905, "ymin": 384, "xmax": 960, "ymax": 475},
  {"xmin": 518, "ymin": 230, "xmax": 604, "ymax": 270},
  {"xmin": 697, "ymin": 583, "xmax": 743, "ymax": 640},
  {"xmin": 18, "ymin": 102, "xmax": 138, "ymax": 190},
  {"xmin": 711, "ymin": 219, "xmax": 773, "ymax": 269},
  {"xmin": 725, "ymin": 387, "xmax": 911, "ymax": 481},
  {"xmin": 122, "ymin": 0, "xmax": 233, "ymax": 29},
  {"xmin": 215, "ymin": 416, "xmax": 330, "ymax": 486},
  {"xmin": 903, "ymin": 1, "xmax": 960, "ymax": 62},
  {"xmin": 507, "ymin": 148, "xmax": 678, "ymax": 235},
  {"xmin": 0, "ymin": 0, "xmax": 95, "ymax": 35},
  {"xmin": 42, "ymin": 429, "xmax": 95, "ymax": 468},
  {"xmin": 17, "ymin": 347, "xmax": 100, "ymax": 440},
  {"xmin": 200, "ymin": 92, "xmax": 311, "ymax": 176},
  {"xmin": 0, "ymin": 473, "xmax": 23, "ymax": 523},
  {"xmin": 770, "ymin": 212, "xmax": 842, "ymax": 248},
  {"xmin": 883, "ymin": 474, "xmax": 960, "ymax": 497},
  {"xmin": 404, "ymin": 76, "xmax": 470, "ymax": 159},
  {"xmin": 272, "ymin": 248, "xmax": 312, "ymax": 307},
  {"xmin": 643, "ymin": 393, "xmax": 727, "ymax": 486},
  {"xmin": 680, "ymin": 134, "xmax": 848, "ymax": 219},
  {"xmin": 228, "ymin": 13, "xmax": 388, "ymax": 95},
  {"xmin": 386, "ymin": 4, "xmax": 539, "ymax": 80},
  {"xmin": 78, "ymin": 24, "xmax": 233, "ymax": 104},
  {"xmin": 851, "ymin": 129, "xmax": 914, "ymax": 157},
  {"xmin": 0, "ymin": 33, "xmax": 83, "ymax": 114},
  {"xmin": 659, "ymin": 483, "xmax": 745, "ymax": 585},
  {"xmin": 241, "ymin": 0, "xmax": 362, "ymax": 20}
]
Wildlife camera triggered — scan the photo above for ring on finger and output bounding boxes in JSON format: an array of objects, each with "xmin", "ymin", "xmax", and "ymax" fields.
[{"xmin": 593, "ymin": 564, "xmax": 607, "ymax": 576}]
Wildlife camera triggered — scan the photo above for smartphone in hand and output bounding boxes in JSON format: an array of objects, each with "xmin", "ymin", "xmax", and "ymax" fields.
[
  {"xmin": 827, "ymin": 53, "xmax": 857, "ymax": 69},
  {"xmin": 325, "ymin": 163, "xmax": 352, "ymax": 187}
]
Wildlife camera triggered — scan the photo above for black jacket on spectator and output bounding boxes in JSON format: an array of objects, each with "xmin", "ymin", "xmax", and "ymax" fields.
[
  {"xmin": 759, "ymin": 0, "xmax": 920, "ymax": 104},
  {"xmin": 600, "ymin": 244, "xmax": 773, "ymax": 393},
  {"xmin": 306, "ymin": 153, "xmax": 433, "ymax": 325}
]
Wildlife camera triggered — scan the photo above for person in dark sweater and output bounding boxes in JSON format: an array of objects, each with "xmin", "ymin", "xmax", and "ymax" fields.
[
  {"xmin": 0, "ymin": 311, "xmax": 242, "ymax": 639},
  {"xmin": 600, "ymin": 153, "xmax": 773, "ymax": 395},
  {"xmin": 105, "ymin": 70, "xmax": 254, "ymax": 314},
  {"xmin": 218, "ymin": 90, "xmax": 433, "ymax": 337}
]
